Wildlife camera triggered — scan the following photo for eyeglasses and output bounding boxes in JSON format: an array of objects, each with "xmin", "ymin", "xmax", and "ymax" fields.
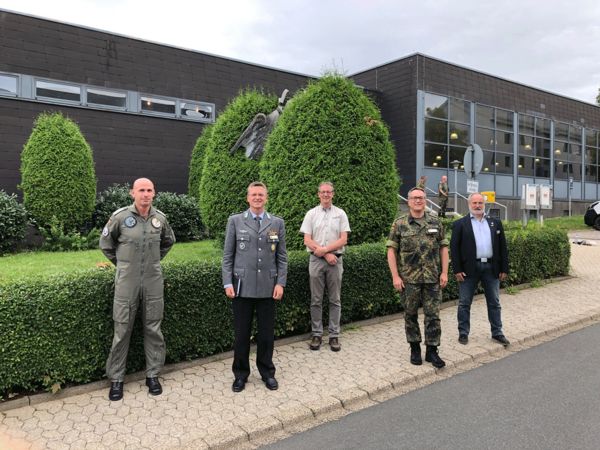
[
  {"xmin": 319, "ymin": 190, "xmax": 334, "ymax": 194},
  {"xmin": 409, "ymin": 196, "xmax": 425, "ymax": 201}
]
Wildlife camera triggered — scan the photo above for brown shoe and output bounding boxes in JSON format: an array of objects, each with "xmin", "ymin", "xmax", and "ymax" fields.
[
  {"xmin": 309, "ymin": 336, "xmax": 322, "ymax": 351},
  {"xmin": 329, "ymin": 337, "xmax": 341, "ymax": 352}
]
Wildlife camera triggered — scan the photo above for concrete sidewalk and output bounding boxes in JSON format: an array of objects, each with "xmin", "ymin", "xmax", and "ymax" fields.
[{"xmin": 1, "ymin": 242, "xmax": 599, "ymax": 450}]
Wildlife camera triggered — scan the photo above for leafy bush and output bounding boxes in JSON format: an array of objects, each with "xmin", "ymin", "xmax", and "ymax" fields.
[
  {"xmin": 91, "ymin": 183, "xmax": 131, "ymax": 229},
  {"xmin": 154, "ymin": 192, "xmax": 203, "ymax": 242},
  {"xmin": 199, "ymin": 90, "xmax": 278, "ymax": 241},
  {"xmin": 188, "ymin": 125, "xmax": 213, "ymax": 199},
  {"xmin": 39, "ymin": 217, "xmax": 101, "ymax": 252},
  {"xmin": 0, "ymin": 228, "xmax": 569, "ymax": 395},
  {"xmin": 261, "ymin": 74, "xmax": 400, "ymax": 249},
  {"xmin": 20, "ymin": 112, "xmax": 96, "ymax": 232},
  {"xmin": 0, "ymin": 191, "xmax": 28, "ymax": 255}
]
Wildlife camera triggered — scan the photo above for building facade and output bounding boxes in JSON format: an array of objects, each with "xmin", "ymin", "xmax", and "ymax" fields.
[{"xmin": 2, "ymin": 11, "xmax": 599, "ymax": 217}]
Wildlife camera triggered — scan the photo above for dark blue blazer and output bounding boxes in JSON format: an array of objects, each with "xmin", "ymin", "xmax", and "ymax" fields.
[{"xmin": 450, "ymin": 215, "xmax": 509, "ymax": 278}]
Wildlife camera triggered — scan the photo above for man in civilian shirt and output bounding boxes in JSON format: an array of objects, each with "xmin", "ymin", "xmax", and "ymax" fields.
[
  {"xmin": 300, "ymin": 181, "xmax": 350, "ymax": 352},
  {"xmin": 450, "ymin": 193, "xmax": 510, "ymax": 346}
]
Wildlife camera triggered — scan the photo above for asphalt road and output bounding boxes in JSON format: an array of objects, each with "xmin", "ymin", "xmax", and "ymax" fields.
[{"xmin": 264, "ymin": 323, "xmax": 600, "ymax": 450}]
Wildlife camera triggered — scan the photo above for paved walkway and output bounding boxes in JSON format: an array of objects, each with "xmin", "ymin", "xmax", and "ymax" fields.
[{"xmin": 1, "ymin": 240, "xmax": 600, "ymax": 450}]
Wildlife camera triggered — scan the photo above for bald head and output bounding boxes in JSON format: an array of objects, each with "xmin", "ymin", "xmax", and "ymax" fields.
[{"xmin": 130, "ymin": 178, "xmax": 155, "ymax": 215}]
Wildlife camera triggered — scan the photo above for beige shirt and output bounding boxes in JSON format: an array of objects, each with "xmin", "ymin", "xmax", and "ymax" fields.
[{"xmin": 300, "ymin": 204, "xmax": 351, "ymax": 253}]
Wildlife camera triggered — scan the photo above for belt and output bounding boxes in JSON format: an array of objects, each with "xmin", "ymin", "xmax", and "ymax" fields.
[
  {"xmin": 310, "ymin": 252, "xmax": 343, "ymax": 258},
  {"xmin": 476, "ymin": 257, "xmax": 490, "ymax": 263}
]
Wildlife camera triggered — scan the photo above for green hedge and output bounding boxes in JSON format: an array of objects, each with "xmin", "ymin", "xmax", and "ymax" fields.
[
  {"xmin": 187, "ymin": 124, "xmax": 213, "ymax": 199},
  {"xmin": 0, "ymin": 228, "xmax": 569, "ymax": 395}
]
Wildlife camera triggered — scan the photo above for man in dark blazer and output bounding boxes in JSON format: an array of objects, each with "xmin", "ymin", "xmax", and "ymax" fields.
[
  {"xmin": 222, "ymin": 181, "xmax": 287, "ymax": 393},
  {"xmin": 450, "ymin": 192, "xmax": 510, "ymax": 346}
]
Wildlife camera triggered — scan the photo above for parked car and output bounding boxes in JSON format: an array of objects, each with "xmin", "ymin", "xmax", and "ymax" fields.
[{"xmin": 584, "ymin": 200, "xmax": 600, "ymax": 230}]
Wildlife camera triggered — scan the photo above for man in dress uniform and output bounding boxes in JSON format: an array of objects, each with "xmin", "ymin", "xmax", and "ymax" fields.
[
  {"xmin": 100, "ymin": 178, "xmax": 175, "ymax": 401},
  {"xmin": 222, "ymin": 182, "xmax": 288, "ymax": 392}
]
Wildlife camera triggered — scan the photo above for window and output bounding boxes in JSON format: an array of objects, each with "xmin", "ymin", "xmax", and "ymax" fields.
[
  {"xmin": 35, "ymin": 80, "xmax": 81, "ymax": 103},
  {"xmin": 0, "ymin": 73, "xmax": 18, "ymax": 96},
  {"xmin": 141, "ymin": 96, "xmax": 176, "ymax": 115},
  {"xmin": 86, "ymin": 87, "xmax": 126, "ymax": 108},
  {"xmin": 424, "ymin": 94, "xmax": 448, "ymax": 119},
  {"xmin": 180, "ymin": 101, "xmax": 213, "ymax": 121},
  {"xmin": 424, "ymin": 143, "xmax": 447, "ymax": 168}
]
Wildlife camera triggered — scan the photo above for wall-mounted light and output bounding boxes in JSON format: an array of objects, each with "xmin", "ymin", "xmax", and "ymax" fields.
[
  {"xmin": 555, "ymin": 149, "xmax": 561, "ymax": 154},
  {"xmin": 460, "ymin": 165, "xmax": 464, "ymax": 169},
  {"xmin": 484, "ymin": 167, "xmax": 489, "ymax": 172},
  {"xmin": 558, "ymin": 161, "xmax": 563, "ymax": 165},
  {"xmin": 535, "ymin": 158, "xmax": 540, "ymax": 162},
  {"xmin": 524, "ymin": 144, "xmax": 532, "ymax": 150},
  {"xmin": 436, "ymin": 155, "xmax": 442, "ymax": 160},
  {"xmin": 518, "ymin": 164, "xmax": 523, "ymax": 169},
  {"xmin": 432, "ymin": 162, "xmax": 438, "ymax": 167},
  {"xmin": 450, "ymin": 132, "xmax": 458, "ymax": 140}
]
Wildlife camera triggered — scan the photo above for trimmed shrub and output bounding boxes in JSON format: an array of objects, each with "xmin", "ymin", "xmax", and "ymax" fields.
[
  {"xmin": 0, "ymin": 228, "xmax": 569, "ymax": 395},
  {"xmin": 188, "ymin": 124, "xmax": 213, "ymax": 199},
  {"xmin": 0, "ymin": 191, "xmax": 28, "ymax": 254},
  {"xmin": 39, "ymin": 217, "xmax": 101, "ymax": 252},
  {"xmin": 91, "ymin": 183, "xmax": 131, "ymax": 229},
  {"xmin": 199, "ymin": 90, "xmax": 278, "ymax": 241},
  {"xmin": 20, "ymin": 112, "xmax": 96, "ymax": 232},
  {"xmin": 260, "ymin": 74, "xmax": 400, "ymax": 249},
  {"xmin": 154, "ymin": 192, "xmax": 203, "ymax": 242}
]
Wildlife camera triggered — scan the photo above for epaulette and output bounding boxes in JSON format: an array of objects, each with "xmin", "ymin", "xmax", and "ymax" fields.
[
  {"xmin": 154, "ymin": 208, "xmax": 167, "ymax": 218},
  {"xmin": 111, "ymin": 206, "xmax": 129, "ymax": 217}
]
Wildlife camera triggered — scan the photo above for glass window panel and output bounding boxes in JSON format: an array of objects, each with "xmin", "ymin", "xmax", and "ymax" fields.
[
  {"xmin": 518, "ymin": 134, "xmax": 534, "ymax": 155},
  {"xmin": 554, "ymin": 142, "xmax": 568, "ymax": 161},
  {"xmin": 555, "ymin": 122, "xmax": 569, "ymax": 140},
  {"xmin": 536, "ymin": 138, "xmax": 551, "ymax": 158},
  {"xmin": 495, "ymin": 153, "xmax": 513, "ymax": 174},
  {"xmin": 449, "ymin": 146, "xmax": 466, "ymax": 170},
  {"xmin": 569, "ymin": 125, "xmax": 582, "ymax": 143},
  {"xmin": 496, "ymin": 109, "xmax": 513, "ymax": 131},
  {"xmin": 496, "ymin": 131, "xmax": 513, "ymax": 153},
  {"xmin": 585, "ymin": 129, "xmax": 597, "ymax": 147},
  {"xmin": 425, "ymin": 118, "xmax": 448, "ymax": 143},
  {"xmin": 0, "ymin": 74, "xmax": 17, "ymax": 95},
  {"xmin": 518, "ymin": 114, "xmax": 535, "ymax": 135},
  {"xmin": 449, "ymin": 98, "xmax": 470, "ymax": 124},
  {"xmin": 476, "ymin": 104, "xmax": 494, "ymax": 128},
  {"xmin": 535, "ymin": 158, "xmax": 551, "ymax": 178},
  {"xmin": 518, "ymin": 156, "xmax": 534, "ymax": 176},
  {"xmin": 87, "ymin": 87, "xmax": 126, "ymax": 108},
  {"xmin": 570, "ymin": 162, "xmax": 581, "ymax": 180},
  {"xmin": 181, "ymin": 102, "xmax": 212, "ymax": 119},
  {"xmin": 424, "ymin": 143, "xmax": 448, "ymax": 168},
  {"xmin": 476, "ymin": 127, "xmax": 495, "ymax": 150},
  {"xmin": 449, "ymin": 122, "xmax": 469, "ymax": 147},
  {"xmin": 36, "ymin": 80, "xmax": 81, "ymax": 102},
  {"xmin": 585, "ymin": 164, "xmax": 597, "ymax": 182},
  {"xmin": 569, "ymin": 144, "xmax": 582, "ymax": 162},
  {"xmin": 586, "ymin": 146, "xmax": 597, "ymax": 165},
  {"xmin": 554, "ymin": 160, "xmax": 568, "ymax": 179},
  {"xmin": 481, "ymin": 150, "xmax": 494, "ymax": 174},
  {"xmin": 141, "ymin": 96, "xmax": 176, "ymax": 114},
  {"xmin": 424, "ymin": 93, "xmax": 448, "ymax": 119},
  {"xmin": 536, "ymin": 118, "xmax": 551, "ymax": 138}
]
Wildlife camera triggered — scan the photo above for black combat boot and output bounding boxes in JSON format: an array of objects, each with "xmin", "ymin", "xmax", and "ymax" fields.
[
  {"xmin": 425, "ymin": 345, "xmax": 446, "ymax": 368},
  {"xmin": 410, "ymin": 342, "xmax": 422, "ymax": 365}
]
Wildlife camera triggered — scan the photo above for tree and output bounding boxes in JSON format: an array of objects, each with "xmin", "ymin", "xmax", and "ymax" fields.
[
  {"xmin": 260, "ymin": 74, "xmax": 400, "ymax": 250},
  {"xmin": 20, "ymin": 112, "xmax": 96, "ymax": 232},
  {"xmin": 187, "ymin": 124, "xmax": 213, "ymax": 199}
]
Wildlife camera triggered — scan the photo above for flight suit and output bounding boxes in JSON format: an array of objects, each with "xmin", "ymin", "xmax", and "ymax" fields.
[{"xmin": 100, "ymin": 204, "xmax": 175, "ymax": 381}]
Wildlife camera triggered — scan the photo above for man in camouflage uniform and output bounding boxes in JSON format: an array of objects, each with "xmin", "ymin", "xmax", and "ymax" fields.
[
  {"xmin": 386, "ymin": 187, "xmax": 449, "ymax": 368},
  {"xmin": 100, "ymin": 178, "xmax": 175, "ymax": 401},
  {"xmin": 438, "ymin": 175, "xmax": 449, "ymax": 218}
]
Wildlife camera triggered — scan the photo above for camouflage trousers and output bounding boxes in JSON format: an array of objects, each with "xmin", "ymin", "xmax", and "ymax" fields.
[
  {"xmin": 403, "ymin": 282, "xmax": 442, "ymax": 346},
  {"xmin": 439, "ymin": 198, "xmax": 448, "ymax": 217}
]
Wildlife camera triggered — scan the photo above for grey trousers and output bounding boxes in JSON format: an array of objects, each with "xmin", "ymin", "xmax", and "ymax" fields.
[
  {"xmin": 105, "ymin": 284, "xmax": 166, "ymax": 381},
  {"xmin": 309, "ymin": 254, "xmax": 343, "ymax": 338}
]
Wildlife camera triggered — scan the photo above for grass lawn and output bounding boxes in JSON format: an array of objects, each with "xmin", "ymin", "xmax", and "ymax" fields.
[
  {"xmin": 504, "ymin": 214, "xmax": 587, "ymax": 231},
  {"xmin": 0, "ymin": 240, "xmax": 222, "ymax": 285}
]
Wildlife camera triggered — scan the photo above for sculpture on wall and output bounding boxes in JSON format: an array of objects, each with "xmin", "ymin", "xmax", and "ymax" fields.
[{"xmin": 229, "ymin": 89, "xmax": 289, "ymax": 160}]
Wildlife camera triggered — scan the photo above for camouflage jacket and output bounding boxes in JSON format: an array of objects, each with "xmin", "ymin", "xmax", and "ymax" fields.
[{"xmin": 386, "ymin": 212, "xmax": 448, "ymax": 283}]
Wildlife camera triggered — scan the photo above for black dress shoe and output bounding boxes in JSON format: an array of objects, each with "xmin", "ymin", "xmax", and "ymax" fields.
[
  {"xmin": 262, "ymin": 377, "xmax": 278, "ymax": 391},
  {"xmin": 108, "ymin": 381, "xmax": 123, "ymax": 401},
  {"xmin": 492, "ymin": 335, "xmax": 510, "ymax": 346},
  {"xmin": 309, "ymin": 336, "xmax": 322, "ymax": 351},
  {"xmin": 145, "ymin": 377, "xmax": 162, "ymax": 395},
  {"xmin": 458, "ymin": 334, "xmax": 468, "ymax": 345},
  {"xmin": 232, "ymin": 377, "xmax": 247, "ymax": 393}
]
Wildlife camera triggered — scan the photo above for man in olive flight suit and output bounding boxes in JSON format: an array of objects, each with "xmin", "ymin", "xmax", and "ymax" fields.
[
  {"xmin": 100, "ymin": 178, "xmax": 175, "ymax": 401},
  {"xmin": 386, "ymin": 187, "xmax": 449, "ymax": 368}
]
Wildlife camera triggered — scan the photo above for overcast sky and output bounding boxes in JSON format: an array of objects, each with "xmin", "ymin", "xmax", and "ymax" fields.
[{"xmin": 2, "ymin": 0, "xmax": 600, "ymax": 104}]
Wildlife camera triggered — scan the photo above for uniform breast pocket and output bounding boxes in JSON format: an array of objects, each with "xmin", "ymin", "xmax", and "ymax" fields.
[
  {"xmin": 400, "ymin": 231, "xmax": 418, "ymax": 252},
  {"xmin": 237, "ymin": 235, "xmax": 250, "ymax": 251}
]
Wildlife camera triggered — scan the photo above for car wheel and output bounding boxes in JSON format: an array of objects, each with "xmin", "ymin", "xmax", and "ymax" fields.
[{"xmin": 594, "ymin": 216, "xmax": 600, "ymax": 231}]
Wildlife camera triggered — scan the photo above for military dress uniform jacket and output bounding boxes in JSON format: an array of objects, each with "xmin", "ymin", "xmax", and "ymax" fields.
[
  {"xmin": 222, "ymin": 210, "xmax": 287, "ymax": 298},
  {"xmin": 386, "ymin": 212, "xmax": 449, "ymax": 284},
  {"xmin": 450, "ymin": 215, "xmax": 509, "ymax": 278},
  {"xmin": 100, "ymin": 205, "xmax": 175, "ymax": 300}
]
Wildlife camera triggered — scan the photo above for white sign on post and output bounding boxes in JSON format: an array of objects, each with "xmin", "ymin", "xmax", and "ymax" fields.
[{"xmin": 466, "ymin": 179, "xmax": 479, "ymax": 194}]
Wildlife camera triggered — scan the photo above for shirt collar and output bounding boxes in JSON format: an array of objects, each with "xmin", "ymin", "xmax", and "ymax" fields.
[{"xmin": 469, "ymin": 212, "xmax": 487, "ymax": 222}]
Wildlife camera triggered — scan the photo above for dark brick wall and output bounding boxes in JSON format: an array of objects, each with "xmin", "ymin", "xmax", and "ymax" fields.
[
  {"xmin": 352, "ymin": 55, "xmax": 419, "ymax": 193},
  {"xmin": 0, "ymin": 10, "xmax": 311, "ymax": 195}
]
